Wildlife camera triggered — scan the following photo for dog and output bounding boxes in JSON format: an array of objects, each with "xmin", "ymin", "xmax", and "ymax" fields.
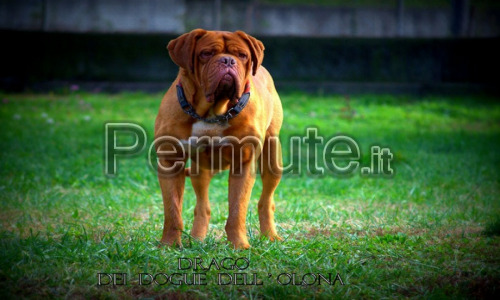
[{"xmin": 154, "ymin": 29, "xmax": 283, "ymax": 249}]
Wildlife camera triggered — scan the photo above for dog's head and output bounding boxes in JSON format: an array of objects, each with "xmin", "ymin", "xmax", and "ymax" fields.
[{"xmin": 167, "ymin": 29, "xmax": 264, "ymax": 103}]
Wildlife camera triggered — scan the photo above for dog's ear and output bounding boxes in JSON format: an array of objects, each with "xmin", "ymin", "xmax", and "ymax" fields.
[
  {"xmin": 235, "ymin": 31, "xmax": 265, "ymax": 76},
  {"xmin": 167, "ymin": 29, "xmax": 207, "ymax": 73}
]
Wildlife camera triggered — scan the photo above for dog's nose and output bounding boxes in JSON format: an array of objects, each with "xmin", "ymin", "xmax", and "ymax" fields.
[{"xmin": 220, "ymin": 56, "xmax": 236, "ymax": 67}]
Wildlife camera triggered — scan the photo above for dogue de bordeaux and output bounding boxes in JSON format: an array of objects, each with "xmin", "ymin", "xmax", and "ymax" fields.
[{"xmin": 154, "ymin": 29, "xmax": 283, "ymax": 249}]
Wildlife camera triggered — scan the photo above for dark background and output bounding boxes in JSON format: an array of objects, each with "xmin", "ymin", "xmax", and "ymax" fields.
[{"xmin": 1, "ymin": 0, "xmax": 500, "ymax": 95}]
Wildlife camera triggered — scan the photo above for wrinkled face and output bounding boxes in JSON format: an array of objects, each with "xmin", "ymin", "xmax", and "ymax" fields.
[
  {"xmin": 168, "ymin": 30, "xmax": 264, "ymax": 103},
  {"xmin": 195, "ymin": 33, "xmax": 250, "ymax": 103}
]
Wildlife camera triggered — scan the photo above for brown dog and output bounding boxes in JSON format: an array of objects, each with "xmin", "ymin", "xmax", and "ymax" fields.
[{"xmin": 154, "ymin": 29, "xmax": 283, "ymax": 249}]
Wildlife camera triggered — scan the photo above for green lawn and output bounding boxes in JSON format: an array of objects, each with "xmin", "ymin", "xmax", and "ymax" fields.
[{"xmin": 0, "ymin": 91, "xmax": 499, "ymax": 299}]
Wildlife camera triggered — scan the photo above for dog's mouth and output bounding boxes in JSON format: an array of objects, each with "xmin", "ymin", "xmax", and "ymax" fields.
[{"xmin": 205, "ymin": 70, "xmax": 241, "ymax": 103}]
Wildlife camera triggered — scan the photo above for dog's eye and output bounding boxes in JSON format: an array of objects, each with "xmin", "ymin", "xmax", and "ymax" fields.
[
  {"xmin": 238, "ymin": 53, "xmax": 248, "ymax": 60},
  {"xmin": 200, "ymin": 51, "xmax": 214, "ymax": 59}
]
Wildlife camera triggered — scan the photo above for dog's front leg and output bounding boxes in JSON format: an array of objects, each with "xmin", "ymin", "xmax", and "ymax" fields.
[
  {"xmin": 226, "ymin": 159, "xmax": 256, "ymax": 249},
  {"xmin": 190, "ymin": 162, "xmax": 213, "ymax": 241},
  {"xmin": 158, "ymin": 163, "xmax": 186, "ymax": 247}
]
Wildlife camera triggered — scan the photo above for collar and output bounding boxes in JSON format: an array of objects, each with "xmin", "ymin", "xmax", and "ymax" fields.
[{"xmin": 176, "ymin": 81, "xmax": 250, "ymax": 125}]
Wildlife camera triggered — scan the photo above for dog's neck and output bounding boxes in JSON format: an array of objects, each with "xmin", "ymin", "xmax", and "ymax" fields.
[
  {"xmin": 178, "ymin": 71, "xmax": 247, "ymax": 119},
  {"xmin": 180, "ymin": 79, "xmax": 230, "ymax": 118}
]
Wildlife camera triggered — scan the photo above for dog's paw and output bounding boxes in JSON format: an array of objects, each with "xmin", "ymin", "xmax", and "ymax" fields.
[
  {"xmin": 231, "ymin": 240, "xmax": 251, "ymax": 250},
  {"xmin": 267, "ymin": 234, "xmax": 283, "ymax": 242},
  {"xmin": 261, "ymin": 229, "xmax": 282, "ymax": 242},
  {"xmin": 160, "ymin": 231, "xmax": 183, "ymax": 248},
  {"xmin": 158, "ymin": 240, "xmax": 183, "ymax": 249},
  {"xmin": 264, "ymin": 233, "xmax": 282, "ymax": 242},
  {"xmin": 227, "ymin": 235, "xmax": 251, "ymax": 250}
]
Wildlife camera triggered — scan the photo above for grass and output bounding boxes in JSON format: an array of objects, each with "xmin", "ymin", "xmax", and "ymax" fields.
[{"xmin": 0, "ymin": 90, "xmax": 499, "ymax": 299}]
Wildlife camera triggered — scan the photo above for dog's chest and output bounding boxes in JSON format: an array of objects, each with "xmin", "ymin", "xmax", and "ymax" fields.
[
  {"xmin": 181, "ymin": 121, "xmax": 231, "ymax": 159},
  {"xmin": 191, "ymin": 121, "xmax": 229, "ymax": 138}
]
